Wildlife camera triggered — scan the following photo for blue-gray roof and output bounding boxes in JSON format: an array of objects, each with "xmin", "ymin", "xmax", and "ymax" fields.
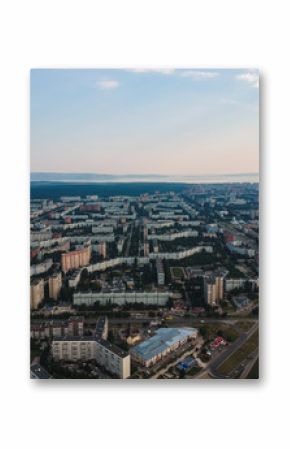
[{"xmin": 130, "ymin": 327, "xmax": 197, "ymax": 361}]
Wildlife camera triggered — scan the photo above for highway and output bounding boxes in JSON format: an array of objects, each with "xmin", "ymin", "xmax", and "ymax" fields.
[
  {"xmin": 240, "ymin": 350, "xmax": 259, "ymax": 379},
  {"xmin": 31, "ymin": 315, "xmax": 258, "ymax": 328}
]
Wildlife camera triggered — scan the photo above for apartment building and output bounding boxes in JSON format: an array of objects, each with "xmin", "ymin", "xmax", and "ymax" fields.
[
  {"xmin": 95, "ymin": 338, "xmax": 131, "ymax": 379},
  {"xmin": 67, "ymin": 269, "xmax": 82, "ymax": 288},
  {"xmin": 73, "ymin": 290, "xmax": 169, "ymax": 307},
  {"xmin": 144, "ymin": 242, "xmax": 149, "ymax": 257},
  {"xmin": 52, "ymin": 336, "xmax": 131, "ymax": 379},
  {"xmin": 156, "ymin": 259, "xmax": 165, "ymax": 286},
  {"xmin": 52, "ymin": 336, "xmax": 96, "ymax": 361},
  {"xmin": 204, "ymin": 272, "xmax": 225, "ymax": 307},
  {"xmin": 48, "ymin": 272, "xmax": 62, "ymax": 300},
  {"xmin": 30, "ymin": 278, "xmax": 44, "ymax": 310},
  {"xmin": 61, "ymin": 246, "xmax": 91, "ymax": 273},
  {"xmin": 30, "ymin": 258, "xmax": 53, "ymax": 276},
  {"xmin": 31, "ymin": 317, "xmax": 84, "ymax": 339},
  {"xmin": 97, "ymin": 241, "xmax": 107, "ymax": 258}
]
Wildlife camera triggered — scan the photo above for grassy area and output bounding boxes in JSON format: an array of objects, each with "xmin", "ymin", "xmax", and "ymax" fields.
[
  {"xmin": 30, "ymin": 340, "xmax": 41, "ymax": 363},
  {"xmin": 185, "ymin": 366, "xmax": 202, "ymax": 377},
  {"xmin": 217, "ymin": 330, "xmax": 259, "ymax": 377},
  {"xmin": 246, "ymin": 358, "xmax": 259, "ymax": 379},
  {"xmin": 170, "ymin": 266, "xmax": 186, "ymax": 279},
  {"xmin": 236, "ymin": 320, "xmax": 255, "ymax": 332},
  {"xmin": 30, "ymin": 348, "xmax": 40, "ymax": 363},
  {"xmin": 198, "ymin": 323, "xmax": 240, "ymax": 342}
]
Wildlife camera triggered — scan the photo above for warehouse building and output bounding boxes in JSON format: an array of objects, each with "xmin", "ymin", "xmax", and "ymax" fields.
[{"xmin": 130, "ymin": 327, "xmax": 198, "ymax": 367}]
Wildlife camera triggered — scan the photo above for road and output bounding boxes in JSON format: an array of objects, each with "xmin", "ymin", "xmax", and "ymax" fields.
[
  {"xmin": 151, "ymin": 346, "xmax": 199, "ymax": 379},
  {"xmin": 197, "ymin": 322, "xmax": 258, "ymax": 379},
  {"xmin": 240, "ymin": 350, "xmax": 259, "ymax": 379},
  {"xmin": 125, "ymin": 222, "xmax": 134, "ymax": 257}
]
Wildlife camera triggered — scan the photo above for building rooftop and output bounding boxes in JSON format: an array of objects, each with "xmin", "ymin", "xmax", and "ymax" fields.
[
  {"xmin": 95, "ymin": 316, "xmax": 108, "ymax": 339},
  {"xmin": 130, "ymin": 327, "xmax": 197, "ymax": 361},
  {"xmin": 53, "ymin": 336, "xmax": 96, "ymax": 342},
  {"xmin": 96, "ymin": 337, "xmax": 129, "ymax": 358},
  {"xmin": 31, "ymin": 278, "xmax": 44, "ymax": 286}
]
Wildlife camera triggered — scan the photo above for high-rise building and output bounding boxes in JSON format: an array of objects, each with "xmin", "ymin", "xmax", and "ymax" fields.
[
  {"xmin": 61, "ymin": 246, "xmax": 91, "ymax": 273},
  {"xmin": 30, "ymin": 278, "xmax": 44, "ymax": 310},
  {"xmin": 48, "ymin": 272, "xmax": 62, "ymax": 300},
  {"xmin": 156, "ymin": 259, "xmax": 165, "ymax": 286},
  {"xmin": 204, "ymin": 279, "xmax": 217, "ymax": 306},
  {"xmin": 204, "ymin": 272, "xmax": 224, "ymax": 307},
  {"xmin": 153, "ymin": 239, "xmax": 159, "ymax": 254},
  {"xmin": 144, "ymin": 242, "xmax": 149, "ymax": 257},
  {"xmin": 215, "ymin": 274, "xmax": 224, "ymax": 300},
  {"xmin": 97, "ymin": 242, "xmax": 107, "ymax": 258}
]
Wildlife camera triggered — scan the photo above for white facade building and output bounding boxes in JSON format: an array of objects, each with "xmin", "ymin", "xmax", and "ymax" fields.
[
  {"xmin": 52, "ymin": 337, "xmax": 131, "ymax": 379},
  {"xmin": 73, "ymin": 290, "xmax": 169, "ymax": 307}
]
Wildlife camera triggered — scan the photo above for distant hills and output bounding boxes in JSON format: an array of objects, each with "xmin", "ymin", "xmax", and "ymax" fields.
[
  {"xmin": 30, "ymin": 172, "xmax": 170, "ymax": 182},
  {"xmin": 30, "ymin": 172, "xmax": 259, "ymax": 184}
]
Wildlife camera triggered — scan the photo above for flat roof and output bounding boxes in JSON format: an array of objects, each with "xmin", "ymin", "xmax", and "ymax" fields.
[
  {"xmin": 95, "ymin": 316, "xmax": 108, "ymax": 339},
  {"xmin": 96, "ymin": 337, "xmax": 128, "ymax": 358},
  {"xmin": 53, "ymin": 336, "xmax": 96, "ymax": 342},
  {"xmin": 130, "ymin": 327, "xmax": 197, "ymax": 361}
]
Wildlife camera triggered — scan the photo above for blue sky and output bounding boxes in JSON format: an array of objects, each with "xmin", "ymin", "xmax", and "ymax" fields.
[{"xmin": 30, "ymin": 68, "xmax": 259, "ymax": 175}]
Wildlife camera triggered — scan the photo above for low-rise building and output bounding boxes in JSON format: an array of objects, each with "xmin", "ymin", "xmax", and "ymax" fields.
[
  {"xmin": 95, "ymin": 316, "xmax": 108, "ymax": 340},
  {"xmin": 31, "ymin": 316, "xmax": 84, "ymax": 339},
  {"xmin": 130, "ymin": 327, "xmax": 198, "ymax": 367},
  {"xmin": 67, "ymin": 269, "xmax": 82, "ymax": 288},
  {"xmin": 232, "ymin": 296, "xmax": 250, "ymax": 309},
  {"xmin": 30, "ymin": 258, "xmax": 53, "ymax": 276},
  {"xmin": 225, "ymin": 278, "xmax": 259, "ymax": 291}
]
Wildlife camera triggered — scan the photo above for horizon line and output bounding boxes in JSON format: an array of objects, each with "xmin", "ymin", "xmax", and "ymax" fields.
[{"xmin": 31, "ymin": 171, "xmax": 259, "ymax": 176}]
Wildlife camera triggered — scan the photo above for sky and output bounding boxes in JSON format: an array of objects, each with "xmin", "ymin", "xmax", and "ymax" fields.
[{"xmin": 30, "ymin": 68, "xmax": 259, "ymax": 176}]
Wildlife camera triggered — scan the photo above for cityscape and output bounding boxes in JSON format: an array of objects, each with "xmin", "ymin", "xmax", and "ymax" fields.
[{"xmin": 30, "ymin": 69, "xmax": 259, "ymax": 380}]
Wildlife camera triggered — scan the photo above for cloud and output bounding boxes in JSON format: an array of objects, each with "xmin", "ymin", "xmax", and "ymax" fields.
[
  {"xmin": 129, "ymin": 68, "xmax": 175, "ymax": 75},
  {"xmin": 180, "ymin": 70, "xmax": 219, "ymax": 80},
  {"xmin": 97, "ymin": 80, "xmax": 119, "ymax": 90},
  {"xmin": 236, "ymin": 71, "xmax": 259, "ymax": 88},
  {"xmin": 129, "ymin": 68, "xmax": 220, "ymax": 80}
]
